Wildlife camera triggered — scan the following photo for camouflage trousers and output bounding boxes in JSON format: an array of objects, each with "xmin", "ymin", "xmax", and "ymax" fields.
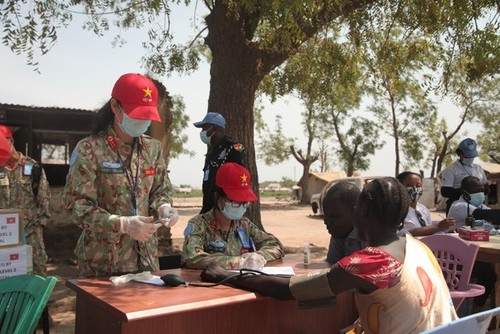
[{"xmin": 26, "ymin": 226, "xmax": 47, "ymax": 277}]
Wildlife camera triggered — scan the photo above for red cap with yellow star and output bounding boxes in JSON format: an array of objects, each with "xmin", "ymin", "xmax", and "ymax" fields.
[
  {"xmin": 111, "ymin": 73, "xmax": 161, "ymax": 122},
  {"xmin": 216, "ymin": 163, "xmax": 258, "ymax": 202}
]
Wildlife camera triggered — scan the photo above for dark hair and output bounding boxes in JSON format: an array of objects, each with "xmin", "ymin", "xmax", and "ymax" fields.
[
  {"xmin": 212, "ymin": 186, "xmax": 227, "ymax": 211},
  {"xmin": 396, "ymin": 171, "xmax": 422, "ymax": 183},
  {"xmin": 461, "ymin": 176, "xmax": 482, "ymax": 192},
  {"xmin": 356, "ymin": 177, "xmax": 409, "ymax": 231},
  {"xmin": 322, "ymin": 181, "xmax": 360, "ymax": 211},
  {"xmin": 92, "ymin": 100, "xmax": 115, "ymax": 136}
]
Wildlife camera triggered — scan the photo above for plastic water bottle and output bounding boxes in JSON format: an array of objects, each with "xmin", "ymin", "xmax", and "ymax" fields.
[{"xmin": 304, "ymin": 242, "xmax": 311, "ymax": 266}]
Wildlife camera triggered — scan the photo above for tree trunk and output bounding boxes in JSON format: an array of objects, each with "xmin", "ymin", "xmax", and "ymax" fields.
[{"xmin": 205, "ymin": 4, "xmax": 266, "ymax": 229}]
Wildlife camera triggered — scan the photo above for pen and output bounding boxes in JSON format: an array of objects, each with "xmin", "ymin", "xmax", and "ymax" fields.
[{"xmin": 250, "ymin": 238, "xmax": 256, "ymax": 252}]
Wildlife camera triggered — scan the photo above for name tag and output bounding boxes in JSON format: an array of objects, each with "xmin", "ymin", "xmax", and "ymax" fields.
[
  {"xmin": 102, "ymin": 161, "xmax": 122, "ymax": 169},
  {"xmin": 100, "ymin": 161, "xmax": 123, "ymax": 174},
  {"xmin": 23, "ymin": 164, "xmax": 33, "ymax": 176},
  {"xmin": 209, "ymin": 239, "xmax": 226, "ymax": 252},
  {"xmin": 236, "ymin": 227, "xmax": 251, "ymax": 249},
  {"xmin": 203, "ymin": 169, "xmax": 209, "ymax": 181}
]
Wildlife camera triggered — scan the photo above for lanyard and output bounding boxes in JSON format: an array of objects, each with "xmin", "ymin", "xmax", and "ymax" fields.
[{"xmin": 106, "ymin": 135, "xmax": 141, "ymax": 215}]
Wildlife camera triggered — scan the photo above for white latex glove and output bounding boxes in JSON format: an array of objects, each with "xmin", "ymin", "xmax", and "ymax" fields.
[
  {"xmin": 120, "ymin": 216, "xmax": 160, "ymax": 241},
  {"xmin": 239, "ymin": 252, "xmax": 267, "ymax": 270},
  {"xmin": 158, "ymin": 203, "xmax": 179, "ymax": 228}
]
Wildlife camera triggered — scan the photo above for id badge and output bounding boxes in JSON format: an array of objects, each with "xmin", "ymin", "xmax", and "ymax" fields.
[
  {"xmin": 23, "ymin": 164, "xmax": 33, "ymax": 176},
  {"xmin": 203, "ymin": 169, "xmax": 209, "ymax": 181},
  {"xmin": 236, "ymin": 227, "xmax": 251, "ymax": 249}
]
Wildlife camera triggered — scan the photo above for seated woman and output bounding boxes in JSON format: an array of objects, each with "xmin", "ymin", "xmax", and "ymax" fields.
[
  {"xmin": 182, "ymin": 162, "xmax": 284, "ymax": 269},
  {"xmin": 201, "ymin": 177, "xmax": 457, "ymax": 333},
  {"xmin": 397, "ymin": 171, "xmax": 455, "ymax": 236}
]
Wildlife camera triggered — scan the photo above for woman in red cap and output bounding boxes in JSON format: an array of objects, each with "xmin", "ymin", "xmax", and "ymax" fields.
[
  {"xmin": 182, "ymin": 162, "xmax": 284, "ymax": 269},
  {"xmin": 63, "ymin": 73, "xmax": 178, "ymax": 277}
]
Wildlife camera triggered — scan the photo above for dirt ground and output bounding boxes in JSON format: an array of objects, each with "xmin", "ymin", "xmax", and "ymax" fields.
[{"xmin": 40, "ymin": 197, "xmax": 331, "ymax": 334}]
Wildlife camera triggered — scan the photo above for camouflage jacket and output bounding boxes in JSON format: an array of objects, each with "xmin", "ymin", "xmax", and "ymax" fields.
[
  {"xmin": 63, "ymin": 129, "xmax": 172, "ymax": 277},
  {"xmin": 182, "ymin": 209, "xmax": 285, "ymax": 269},
  {"xmin": 0, "ymin": 153, "xmax": 51, "ymax": 232}
]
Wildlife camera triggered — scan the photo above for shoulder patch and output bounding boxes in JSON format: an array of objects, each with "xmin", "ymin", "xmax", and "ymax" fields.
[
  {"xmin": 184, "ymin": 223, "xmax": 195, "ymax": 237},
  {"xmin": 69, "ymin": 149, "xmax": 79, "ymax": 167},
  {"xmin": 232, "ymin": 143, "xmax": 244, "ymax": 152}
]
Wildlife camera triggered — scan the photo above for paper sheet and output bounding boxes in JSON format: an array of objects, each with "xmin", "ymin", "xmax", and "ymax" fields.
[
  {"xmin": 233, "ymin": 266, "xmax": 295, "ymax": 276},
  {"xmin": 133, "ymin": 275, "xmax": 165, "ymax": 286}
]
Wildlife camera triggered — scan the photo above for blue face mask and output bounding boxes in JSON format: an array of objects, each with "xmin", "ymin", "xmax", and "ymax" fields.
[
  {"xmin": 462, "ymin": 157, "xmax": 475, "ymax": 166},
  {"xmin": 120, "ymin": 113, "xmax": 151, "ymax": 137},
  {"xmin": 200, "ymin": 127, "xmax": 213, "ymax": 145},
  {"xmin": 221, "ymin": 202, "xmax": 247, "ymax": 220},
  {"xmin": 468, "ymin": 192, "xmax": 485, "ymax": 207}
]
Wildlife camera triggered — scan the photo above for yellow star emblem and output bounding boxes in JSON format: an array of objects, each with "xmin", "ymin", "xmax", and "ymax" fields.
[
  {"xmin": 240, "ymin": 174, "xmax": 248, "ymax": 183},
  {"xmin": 143, "ymin": 86, "xmax": 153, "ymax": 98}
]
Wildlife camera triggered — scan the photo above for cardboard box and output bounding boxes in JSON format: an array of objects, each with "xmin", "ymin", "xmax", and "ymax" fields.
[
  {"xmin": 0, "ymin": 209, "xmax": 22, "ymax": 248},
  {"xmin": 458, "ymin": 228, "xmax": 490, "ymax": 241},
  {"xmin": 0, "ymin": 245, "xmax": 33, "ymax": 280}
]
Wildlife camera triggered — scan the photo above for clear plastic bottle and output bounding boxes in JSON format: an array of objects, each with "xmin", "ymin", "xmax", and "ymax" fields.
[{"xmin": 303, "ymin": 242, "xmax": 311, "ymax": 266}]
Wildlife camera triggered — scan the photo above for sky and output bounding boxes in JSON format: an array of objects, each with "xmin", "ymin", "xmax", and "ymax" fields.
[{"xmin": 0, "ymin": 4, "xmax": 482, "ymax": 187}]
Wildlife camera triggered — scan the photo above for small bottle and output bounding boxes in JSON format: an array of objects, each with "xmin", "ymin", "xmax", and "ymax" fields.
[{"xmin": 303, "ymin": 242, "xmax": 311, "ymax": 266}]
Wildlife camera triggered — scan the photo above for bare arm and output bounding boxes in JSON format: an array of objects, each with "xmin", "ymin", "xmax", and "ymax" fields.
[{"xmin": 200, "ymin": 262, "xmax": 378, "ymax": 300}]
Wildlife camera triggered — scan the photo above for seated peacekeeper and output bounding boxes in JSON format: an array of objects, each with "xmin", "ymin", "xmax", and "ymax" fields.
[
  {"xmin": 182, "ymin": 162, "xmax": 284, "ymax": 270},
  {"xmin": 324, "ymin": 181, "xmax": 365, "ymax": 264},
  {"xmin": 448, "ymin": 175, "xmax": 498, "ymax": 309},
  {"xmin": 448, "ymin": 175, "xmax": 500, "ymax": 228},
  {"xmin": 397, "ymin": 171, "xmax": 455, "ymax": 236},
  {"xmin": 201, "ymin": 177, "xmax": 458, "ymax": 333}
]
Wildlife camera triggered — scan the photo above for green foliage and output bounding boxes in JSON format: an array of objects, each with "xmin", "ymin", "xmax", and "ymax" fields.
[
  {"xmin": 169, "ymin": 95, "xmax": 194, "ymax": 159},
  {"xmin": 472, "ymin": 77, "xmax": 500, "ymax": 163},
  {"xmin": 257, "ymin": 114, "xmax": 295, "ymax": 165}
]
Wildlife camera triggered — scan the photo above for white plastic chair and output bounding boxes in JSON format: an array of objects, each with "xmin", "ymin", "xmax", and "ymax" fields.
[{"xmin": 420, "ymin": 306, "xmax": 500, "ymax": 334}]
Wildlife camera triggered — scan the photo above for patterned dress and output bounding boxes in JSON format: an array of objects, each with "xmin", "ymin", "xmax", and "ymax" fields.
[{"xmin": 338, "ymin": 236, "xmax": 457, "ymax": 333}]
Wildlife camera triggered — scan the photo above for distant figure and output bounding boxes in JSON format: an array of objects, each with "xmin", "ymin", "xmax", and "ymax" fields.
[
  {"xmin": 182, "ymin": 162, "xmax": 284, "ymax": 269},
  {"xmin": 323, "ymin": 181, "xmax": 365, "ymax": 263},
  {"xmin": 63, "ymin": 73, "xmax": 178, "ymax": 277},
  {"xmin": 201, "ymin": 177, "xmax": 458, "ymax": 333},
  {"xmin": 397, "ymin": 171, "xmax": 455, "ymax": 236},
  {"xmin": 0, "ymin": 125, "xmax": 51, "ymax": 276},
  {"xmin": 441, "ymin": 138, "xmax": 489, "ymax": 215},
  {"xmin": 193, "ymin": 112, "xmax": 245, "ymax": 214}
]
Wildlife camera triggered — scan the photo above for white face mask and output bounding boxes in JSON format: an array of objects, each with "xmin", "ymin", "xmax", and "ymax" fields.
[
  {"xmin": 120, "ymin": 113, "xmax": 151, "ymax": 137},
  {"xmin": 221, "ymin": 202, "xmax": 247, "ymax": 220},
  {"xmin": 200, "ymin": 126, "xmax": 214, "ymax": 145}
]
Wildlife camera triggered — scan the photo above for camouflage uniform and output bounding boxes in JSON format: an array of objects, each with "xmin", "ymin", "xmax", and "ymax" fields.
[
  {"xmin": 182, "ymin": 208, "xmax": 285, "ymax": 269},
  {"xmin": 0, "ymin": 153, "xmax": 50, "ymax": 276},
  {"xmin": 63, "ymin": 128, "xmax": 172, "ymax": 277},
  {"xmin": 201, "ymin": 136, "xmax": 245, "ymax": 213}
]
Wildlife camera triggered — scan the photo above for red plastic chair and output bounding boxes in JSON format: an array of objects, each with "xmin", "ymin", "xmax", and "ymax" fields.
[{"xmin": 419, "ymin": 234, "xmax": 485, "ymax": 309}]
